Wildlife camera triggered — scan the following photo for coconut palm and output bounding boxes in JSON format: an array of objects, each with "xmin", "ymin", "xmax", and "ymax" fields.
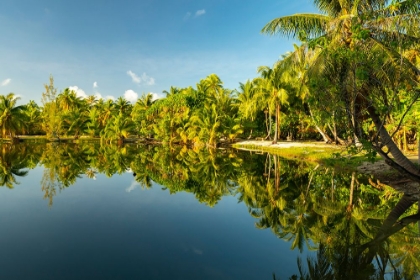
[
  {"xmin": 279, "ymin": 44, "xmax": 337, "ymax": 143},
  {"xmin": 189, "ymin": 103, "xmax": 222, "ymax": 148},
  {"xmin": 62, "ymin": 109, "xmax": 89, "ymax": 139},
  {"xmin": 114, "ymin": 96, "xmax": 132, "ymax": 115},
  {"xmin": 235, "ymin": 80, "xmax": 260, "ymax": 138},
  {"xmin": 0, "ymin": 145, "xmax": 29, "ymax": 188},
  {"xmin": 262, "ymin": 0, "xmax": 420, "ymax": 178},
  {"xmin": 258, "ymin": 64, "xmax": 292, "ymax": 143},
  {"xmin": 201, "ymin": 74, "xmax": 224, "ymax": 100},
  {"xmin": 24, "ymin": 100, "xmax": 42, "ymax": 135},
  {"xmin": 101, "ymin": 113, "xmax": 137, "ymax": 144},
  {"xmin": 163, "ymin": 86, "xmax": 181, "ymax": 97},
  {"xmin": 58, "ymin": 88, "xmax": 83, "ymax": 112},
  {"xmin": 86, "ymin": 107, "xmax": 101, "ymax": 137},
  {"xmin": 0, "ymin": 93, "xmax": 27, "ymax": 138}
]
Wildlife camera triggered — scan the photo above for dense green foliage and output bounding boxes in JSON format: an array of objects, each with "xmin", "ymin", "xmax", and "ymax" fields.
[
  {"xmin": 0, "ymin": 0, "xmax": 418, "ymax": 180},
  {"xmin": 0, "ymin": 0, "xmax": 419, "ymax": 156}
]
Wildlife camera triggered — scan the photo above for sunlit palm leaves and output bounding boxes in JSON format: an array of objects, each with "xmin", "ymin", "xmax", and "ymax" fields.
[{"xmin": 0, "ymin": 93, "xmax": 27, "ymax": 138}]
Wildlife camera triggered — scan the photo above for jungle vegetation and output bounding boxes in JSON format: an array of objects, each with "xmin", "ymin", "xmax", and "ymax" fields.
[{"xmin": 0, "ymin": 0, "xmax": 419, "ymax": 180}]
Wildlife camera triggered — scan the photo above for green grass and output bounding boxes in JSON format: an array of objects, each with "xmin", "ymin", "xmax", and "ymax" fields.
[{"xmin": 232, "ymin": 142, "xmax": 381, "ymax": 172}]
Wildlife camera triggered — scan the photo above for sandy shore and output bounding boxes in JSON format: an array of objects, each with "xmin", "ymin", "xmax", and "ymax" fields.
[
  {"xmin": 233, "ymin": 140, "xmax": 340, "ymax": 149},
  {"xmin": 234, "ymin": 140, "xmax": 420, "ymax": 195}
]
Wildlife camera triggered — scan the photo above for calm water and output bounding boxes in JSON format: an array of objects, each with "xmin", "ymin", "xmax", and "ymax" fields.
[{"xmin": 0, "ymin": 143, "xmax": 419, "ymax": 279}]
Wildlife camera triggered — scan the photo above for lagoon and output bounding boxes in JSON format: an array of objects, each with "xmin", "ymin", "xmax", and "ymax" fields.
[{"xmin": 0, "ymin": 143, "xmax": 419, "ymax": 279}]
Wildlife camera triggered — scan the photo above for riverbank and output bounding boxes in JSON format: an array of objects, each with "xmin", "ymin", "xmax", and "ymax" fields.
[{"xmin": 232, "ymin": 140, "xmax": 420, "ymax": 195}]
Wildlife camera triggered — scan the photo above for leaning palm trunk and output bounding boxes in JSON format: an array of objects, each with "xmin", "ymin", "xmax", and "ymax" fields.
[
  {"xmin": 418, "ymin": 131, "xmax": 420, "ymax": 167},
  {"xmin": 272, "ymin": 103, "xmax": 279, "ymax": 144},
  {"xmin": 264, "ymin": 109, "xmax": 272, "ymax": 140},
  {"xmin": 308, "ymin": 104, "xmax": 332, "ymax": 143},
  {"xmin": 359, "ymin": 194, "xmax": 420, "ymax": 265},
  {"xmin": 327, "ymin": 123, "xmax": 346, "ymax": 145},
  {"xmin": 367, "ymin": 106, "xmax": 420, "ymax": 178}
]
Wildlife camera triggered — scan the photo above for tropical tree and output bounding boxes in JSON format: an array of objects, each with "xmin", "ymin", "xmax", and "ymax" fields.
[
  {"xmin": 0, "ymin": 93, "xmax": 27, "ymax": 138},
  {"xmin": 24, "ymin": 100, "xmax": 42, "ymax": 135},
  {"xmin": 62, "ymin": 109, "xmax": 89, "ymax": 139},
  {"xmin": 57, "ymin": 88, "xmax": 82, "ymax": 112},
  {"xmin": 86, "ymin": 107, "xmax": 102, "ymax": 137},
  {"xmin": 262, "ymin": 0, "xmax": 420, "ymax": 179},
  {"xmin": 41, "ymin": 76, "xmax": 62, "ymax": 138},
  {"xmin": 0, "ymin": 144, "xmax": 29, "ymax": 188},
  {"xmin": 258, "ymin": 64, "xmax": 292, "ymax": 143},
  {"xmin": 163, "ymin": 86, "xmax": 181, "ymax": 97},
  {"xmin": 114, "ymin": 96, "xmax": 132, "ymax": 115},
  {"xmin": 236, "ymin": 80, "xmax": 259, "ymax": 138},
  {"xmin": 101, "ymin": 112, "xmax": 137, "ymax": 144}
]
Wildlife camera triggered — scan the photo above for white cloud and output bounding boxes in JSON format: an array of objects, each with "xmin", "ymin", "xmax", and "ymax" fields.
[
  {"xmin": 184, "ymin": 12, "xmax": 191, "ymax": 20},
  {"xmin": 195, "ymin": 9, "xmax": 206, "ymax": 17},
  {"xmin": 93, "ymin": 81, "xmax": 98, "ymax": 88},
  {"xmin": 124, "ymin": 89, "xmax": 138, "ymax": 103},
  {"xmin": 69, "ymin": 86, "xmax": 88, "ymax": 99},
  {"xmin": 143, "ymin": 73, "xmax": 155, "ymax": 85},
  {"xmin": 1, "ymin": 78, "xmax": 11, "ymax": 86},
  {"xmin": 126, "ymin": 180, "xmax": 140, "ymax": 193},
  {"xmin": 150, "ymin": 92, "xmax": 163, "ymax": 101},
  {"xmin": 92, "ymin": 92, "xmax": 115, "ymax": 101},
  {"xmin": 127, "ymin": 70, "xmax": 141, "ymax": 84},
  {"xmin": 127, "ymin": 70, "xmax": 155, "ymax": 85}
]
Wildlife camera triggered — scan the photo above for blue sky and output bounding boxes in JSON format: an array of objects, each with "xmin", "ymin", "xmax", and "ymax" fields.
[{"xmin": 0, "ymin": 0, "xmax": 317, "ymax": 104}]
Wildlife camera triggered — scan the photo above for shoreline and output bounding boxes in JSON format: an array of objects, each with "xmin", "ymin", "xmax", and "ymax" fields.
[{"xmin": 232, "ymin": 139, "xmax": 420, "ymax": 195}]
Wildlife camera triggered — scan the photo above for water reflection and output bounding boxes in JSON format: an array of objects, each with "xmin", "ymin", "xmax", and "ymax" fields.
[
  {"xmin": 0, "ymin": 144, "xmax": 30, "ymax": 188},
  {"xmin": 0, "ymin": 142, "xmax": 419, "ymax": 278}
]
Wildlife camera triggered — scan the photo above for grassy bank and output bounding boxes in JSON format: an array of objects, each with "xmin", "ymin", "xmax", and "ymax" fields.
[{"xmin": 232, "ymin": 140, "xmax": 379, "ymax": 172}]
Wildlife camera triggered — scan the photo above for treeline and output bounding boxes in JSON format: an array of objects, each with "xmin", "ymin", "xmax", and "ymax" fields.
[
  {"xmin": 0, "ymin": 73, "xmax": 318, "ymax": 147},
  {"xmin": 0, "ymin": 68, "xmax": 417, "ymax": 151},
  {"xmin": 1, "ymin": 0, "xmax": 420, "ymax": 156}
]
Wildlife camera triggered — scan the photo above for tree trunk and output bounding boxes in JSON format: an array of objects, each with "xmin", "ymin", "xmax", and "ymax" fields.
[
  {"xmin": 277, "ymin": 103, "xmax": 281, "ymax": 141},
  {"xmin": 367, "ymin": 106, "xmax": 420, "ymax": 177},
  {"xmin": 264, "ymin": 109, "xmax": 272, "ymax": 140},
  {"xmin": 418, "ymin": 130, "xmax": 420, "ymax": 167},
  {"xmin": 347, "ymin": 172, "xmax": 356, "ymax": 212},
  {"xmin": 327, "ymin": 124, "xmax": 346, "ymax": 145},
  {"xmin": 273, "ymin": 103, "xmax": 279, "ymax": 144},
  {"xmin": 359, "ymin": 194, "xmax": 419, "ymax": 263},
  {"xmin": 308, "ymin": 104, "xmax": 332, "ymax": 143}
]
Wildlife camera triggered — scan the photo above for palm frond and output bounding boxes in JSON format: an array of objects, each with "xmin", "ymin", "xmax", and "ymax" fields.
[{"xmin": 262, "ymin": 14, "xmax": 330, "ymax": 40}]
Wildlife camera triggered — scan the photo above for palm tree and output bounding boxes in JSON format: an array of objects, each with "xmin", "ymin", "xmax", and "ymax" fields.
[
  {"xmin": 24, "ymin": 100, "xmax": 42, "ymax": 135},
  {"xmin": 189, "ymin": 103, "xmax": 222, "ymax": 148},
  {"xmin": 163, "ymin": 86, "xmax": 180, "ymax": 97},
  {"xmin": 262, "ymin": 0, "xmax": 420, "ymax": 178},
  {"xmin": 115, "ymin": 96, "xmax": 132, "ymax": 115},
  {"xmin": 236, "ymin": 80, "xmax": 259, "ymax": 138},
  {"xmin": 279, "ymin": 44, "xmax": 336, "ymax": 143},
  {"xmin": 62, "ymin": 109, "xmax": 89, "ymax": 139},
  {"xmin": 58, "ymin": 88, "xmax": 82, "ymax": 112},
  {"xmin": 258, "ymin": 64, "xmax": 292, "ymax": 143},
  {"xmin": 97, "ymin": 99, "xmax": 115, "ymax": 128},
  {"xmin": 101, "ymin": 113, "xmax": 137, "ymax": 144},
  {"xmin": 200, "ymin": 74, "xmax": 224, "ymax": 101},
  {"xmin": 86, "ymin": 107, "xmax": 101, "ymax": 137},
  {"xmin": 86, "ymin": 95, "xmax": 98, "ymax": 107},
  {"xmin": 0, "ymin": 93, "xmax": 27, "ymax": 138},
  {"xmin": 0, "ymin": 145, "xmax": 29, "ymax": 188}
]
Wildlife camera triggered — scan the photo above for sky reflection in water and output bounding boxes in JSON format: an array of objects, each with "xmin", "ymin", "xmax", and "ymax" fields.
[{"xmin": 0, "ymin": 166, "xmax": 299, "ymax": 280}]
